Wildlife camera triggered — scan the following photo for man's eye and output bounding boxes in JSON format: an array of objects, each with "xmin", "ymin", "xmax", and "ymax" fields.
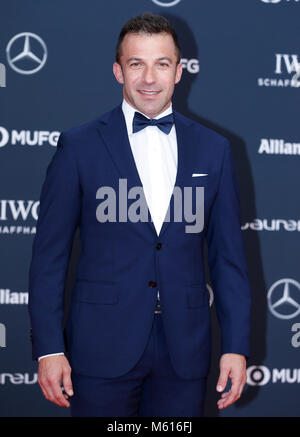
[
  {"xmin": 159, "ymin": 63, "xmax": 169, "ymax": 68},
  {"xmin": 130, "ymin": 62, "xmax": 141, "ymax": 67}
]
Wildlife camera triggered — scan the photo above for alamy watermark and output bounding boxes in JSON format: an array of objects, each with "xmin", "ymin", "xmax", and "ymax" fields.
[
  {"xmin": 96, "ymin": 179, "xmax": 205, "ymax": 233},
  {"xmin": 0, "ymin": 323, "xmax": 6, "ymax": 347},
  {"xmin": 291, "ymin": 323, "xmax": 300, "ymax": 348},
  {"xmin": 0, "ymin": 63, "xmax": 6, "ymax": 87}
]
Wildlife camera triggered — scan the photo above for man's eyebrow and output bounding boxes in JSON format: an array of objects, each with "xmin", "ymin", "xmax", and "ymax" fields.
[
  {"xmin": 157, "ymin": 57, "xmax": 173, "ymax": 63},
  {"xmin": 126, "ymin": 57, "xmax": 143, "ymax": 64},
  {"xmin": 126, "ymin": 56, "xmax": 173, "ymax": 64}
]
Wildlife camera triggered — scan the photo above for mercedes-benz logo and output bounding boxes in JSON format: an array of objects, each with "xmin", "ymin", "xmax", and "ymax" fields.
[
  {"xmin": 6, "ymin": 32, "xmax": 47, "ymax": 75},
  {"xmin": 267, "ymin": 278, "xmax": 300, "ymax": 320},
  {"xmin": 152, "ymin": 0, "xmax": 182, "ymax": 7}
]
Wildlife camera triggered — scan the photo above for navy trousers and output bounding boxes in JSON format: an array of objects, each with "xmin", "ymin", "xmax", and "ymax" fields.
[{"xmin": 70, "ymin": 313, "xmax": 207, "ymax": 417}]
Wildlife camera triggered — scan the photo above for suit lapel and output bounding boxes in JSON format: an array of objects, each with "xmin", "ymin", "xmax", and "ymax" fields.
[
  {"xmin": 97, "ymin": 105, "xmax": 197, "ymax": 239},
  {"xmin": 97, "ymin": 104, "xmax": 143, "ymax": 189},
  {"xmin": 97, "ymin": 105, "xmax": 155, "ymax": 237}
]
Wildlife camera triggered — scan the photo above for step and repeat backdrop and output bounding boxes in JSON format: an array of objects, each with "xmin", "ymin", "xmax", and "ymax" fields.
[{"xmin": 0, "ymin": 0, "xmax": 299, "ymax": 417}]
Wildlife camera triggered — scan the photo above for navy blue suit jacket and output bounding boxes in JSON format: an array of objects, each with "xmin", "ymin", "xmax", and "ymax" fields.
[{"xmin": 28, "ymin": 104, "xmax": 251, "ymax": 379}]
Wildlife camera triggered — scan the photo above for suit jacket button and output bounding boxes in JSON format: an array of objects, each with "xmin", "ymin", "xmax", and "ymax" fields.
[
  {"xmin": 149, "ymin": 281, "xmax": 157, "ymax": 287},
  {"xmin": 156, "ymin": 242, "xmax": 162, "ymax": 250}
]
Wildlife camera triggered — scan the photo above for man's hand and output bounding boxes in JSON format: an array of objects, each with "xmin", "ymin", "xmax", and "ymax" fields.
[
  {"xmin": 38, "ymin": 355, "xmax": 73, "ymax": 407},
  {"xmin": 216, "ymin": 353, "xmax": 247, "ymax": 410}
]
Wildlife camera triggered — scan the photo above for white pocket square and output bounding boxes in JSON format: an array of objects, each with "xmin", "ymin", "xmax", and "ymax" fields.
[{"xmin": 192, "ymin": 173, "xmax": 208, "ymax": 177}]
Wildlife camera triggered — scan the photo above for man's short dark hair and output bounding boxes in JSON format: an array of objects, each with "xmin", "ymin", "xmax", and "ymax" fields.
[{"xmin": 115, "ymin": 13, "xmax": 181, "ymax": 64}]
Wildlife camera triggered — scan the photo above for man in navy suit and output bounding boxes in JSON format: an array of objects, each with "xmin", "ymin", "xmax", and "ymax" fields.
[{"xmin": 28, "ymin": 13, "xmax": 251, "ymax": 417}]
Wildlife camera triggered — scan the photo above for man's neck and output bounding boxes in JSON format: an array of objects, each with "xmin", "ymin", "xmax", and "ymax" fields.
[{"xmin": 122, "ymin": 98, "xmax": 172, "ymax": 120}]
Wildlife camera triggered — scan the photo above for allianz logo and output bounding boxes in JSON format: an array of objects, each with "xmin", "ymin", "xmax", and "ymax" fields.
[
  {"xmin": 0, "ymin": 126, "xmax": 59, "ymax": 148},
  {"xmin": 0, "ymin": 289, "xmax": 28, "ymax": 304},
  {"xmin": 242, "ymin": 219, "xmax": 300, "ymax": 232},
  {"xmin": 0, "ymin": 373, "xmax": 38, "ymax": 384},
  {"xmin": 259, "ymin": 138, "xmax": 300, "ymax": 155}
]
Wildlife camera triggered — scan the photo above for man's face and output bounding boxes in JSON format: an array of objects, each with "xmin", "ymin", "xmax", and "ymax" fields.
[{"xmin": 113, "ymin": 32, "xmax": 182, "ymax": 119}]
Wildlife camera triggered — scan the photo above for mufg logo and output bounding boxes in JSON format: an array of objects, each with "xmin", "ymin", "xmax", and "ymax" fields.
[{"xmin": 181, "ymin": 58, "xmax": 200, "ymax": 74}]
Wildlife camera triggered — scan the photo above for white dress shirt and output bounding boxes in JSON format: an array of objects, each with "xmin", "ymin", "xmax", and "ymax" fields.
[
  {"xmin": 122, "ymin": 98, "xmax": 177, "ymax": 237},
  {"xmin": 38, "ymin": 99, "xmax": 178, "ymax": 361}
]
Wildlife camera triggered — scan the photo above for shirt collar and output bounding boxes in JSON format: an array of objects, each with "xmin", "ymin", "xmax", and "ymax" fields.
[{"xmin": 122, "ymin": 99, "xmax": 173, "ymax": 136}]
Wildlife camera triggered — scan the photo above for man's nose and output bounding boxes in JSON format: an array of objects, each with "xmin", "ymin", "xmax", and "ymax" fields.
[{"xmin": 143, "ymin": 66, "xmax": 156, "ymax": 84}]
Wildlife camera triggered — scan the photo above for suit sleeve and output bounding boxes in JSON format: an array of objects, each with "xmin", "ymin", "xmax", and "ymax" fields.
[
  {"xmin": 28, "ymin": 132, "xmax": 81, "ymax": 360},
  {"xmin": 206, "ymin": 139, "xmax": 251, "ymax": 358}
]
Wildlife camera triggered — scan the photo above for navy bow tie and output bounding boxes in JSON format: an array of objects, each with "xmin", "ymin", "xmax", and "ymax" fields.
[{"xmin": 132, "ymin": 111, "xmax": 174, "ymax": 135}]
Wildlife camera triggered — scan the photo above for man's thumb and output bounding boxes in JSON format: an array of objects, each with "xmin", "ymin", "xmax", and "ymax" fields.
[
  {"xmin": 62, "ymin": 371, "xmax": 73, "ymax": 396},
  {"xmin": 216, "ymin": 368, "xmax": 229, "ymax": 392}
]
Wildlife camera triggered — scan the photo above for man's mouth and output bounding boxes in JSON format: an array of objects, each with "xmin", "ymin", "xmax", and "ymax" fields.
[{"xmin": 138, "ymin": 90, "xmax": 161, "ymax": 96}]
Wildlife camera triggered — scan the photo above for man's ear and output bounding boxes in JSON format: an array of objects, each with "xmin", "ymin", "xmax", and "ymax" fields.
[
  {"xmin": 175, "ymin": 62, "xmax": 183, "ymax": 85},
  {"xmin": 113, "ymin": 62, "xmax": 124, "ymax": 84}
]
